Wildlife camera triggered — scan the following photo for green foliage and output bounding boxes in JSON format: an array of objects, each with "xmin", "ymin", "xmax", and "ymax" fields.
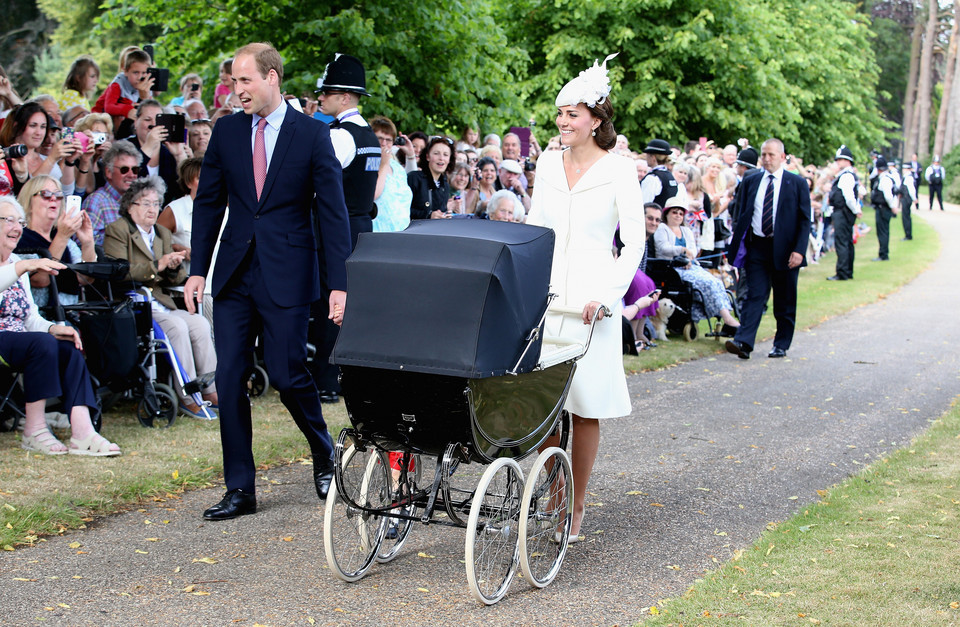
[
  {"xmin": 95, "ymin": 0, "xmax": 527, "ymax": 135},
  {"xmin": 941, "ymin": 141, "xmax": 960, "ymax": 203},
  {"xmin": 507, "ymin": 0, "xmax": 887, "ymax": 163}
]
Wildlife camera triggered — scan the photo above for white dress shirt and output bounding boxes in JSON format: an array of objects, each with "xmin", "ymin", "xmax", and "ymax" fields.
[
  {"xmin": 751, "ymin": 167, "xmax": 784, "ymax": 237},
  {"xmin": 250, "ymin": 100, "xmax": 288, "ymax": 173}
]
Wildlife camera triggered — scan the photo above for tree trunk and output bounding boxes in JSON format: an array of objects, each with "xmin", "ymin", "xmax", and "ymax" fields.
[
  {"xmin": 903, "ymin": 18, "xmax": 924, "ymax": 158},
  {"xmin": 934, "ymin": 2, "xmax": 959, "ymax": 158},
  {"xmin": 915, "ymin": 0, "xmax": 938, "ymax": 163},
  {"xmin": 949, "ymin": 48, "xmax": 960, "ymax": 151}
]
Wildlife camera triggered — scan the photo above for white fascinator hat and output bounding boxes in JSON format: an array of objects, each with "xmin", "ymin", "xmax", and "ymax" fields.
[{"xmin": 555, "ymin": 53, "xmax": 619, "ymax": 108}]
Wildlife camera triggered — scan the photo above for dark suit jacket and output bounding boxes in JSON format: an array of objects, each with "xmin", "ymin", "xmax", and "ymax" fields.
[
  {"xmin": 730, "ymin": 168, "xmax": 811, "ymax": 272},
  {"xmin": 190, "ymin": 105, "xmax": 351, "ymax": 308},
  {"xmin": 103, "ymin": 215, "xmax": 186, "ymax": 310}
]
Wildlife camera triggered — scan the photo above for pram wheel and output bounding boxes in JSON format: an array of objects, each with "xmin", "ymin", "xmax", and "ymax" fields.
[
  {"xmin": 136, "ymin": 383, "xmax": 177, "ymax": 428},
  {"xmin": 465, "ymin": 458, "xmax": 523, "ymax": 605},
  {"xmin": 683, "ymin": 321, "xmax": 698, "ymax": 341},
  {"xmin": 324, "ymin": 444, "xmax": 389, "ymax": 582},
  {"xmin": 519, "ymin": 447, "xmax": 572, "ymax": 588},
  {"xmin": 375, "ymin": 452, "xmax": 421, "ymax": 564},
  {"xmin": 246, "ymin": 365, "xmax": 270, "ymax": 398}
]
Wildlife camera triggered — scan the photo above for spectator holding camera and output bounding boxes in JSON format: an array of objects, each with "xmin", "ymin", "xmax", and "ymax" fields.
[
  {"xmin": 370, "ymin": 115, "xmax": 413, "ymax": 233},
  {"xmin": 92, "ymin": 48, "xmax": 154, "ymax": 134},
  {"xmin": 170, "ymin": 73, "xmax": 203, "ymax": 108},
  {"xmin": 467, "ymin": 156, "xmax": 498, "ymax": 215},
  {"xmin": 60, "ymin": 56, "xmax": 101, "ymax": 112},
  {"xmin": 71, "ymin": 113, "xmax": 114, "ymax": 195},
  {"xmin": 128, "ymin": 100, "xmax": 191, "ymax": 204},
  {"xmin": 0, "ymin": 102, "xmax": 81, "ymax": 194}
]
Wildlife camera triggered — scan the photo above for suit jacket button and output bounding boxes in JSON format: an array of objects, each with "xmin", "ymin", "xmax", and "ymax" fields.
[
  {"xmin": 254, "ymin": 215, "xmax": 260, "ymax": 219},
  {"xmin": 246, "ymin": 239, "xmax": 252, "ymax": 244}
]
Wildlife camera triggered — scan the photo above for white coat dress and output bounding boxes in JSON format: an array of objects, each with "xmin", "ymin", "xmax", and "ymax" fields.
[{"xmin": 526, "ymin": 149, "xmax": 646, "ymax": 418}]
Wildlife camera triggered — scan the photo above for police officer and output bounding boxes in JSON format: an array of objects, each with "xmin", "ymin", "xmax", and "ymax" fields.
[
  {"xmin": 827, "ymin": 145, "xmax": 861, "ymax": 281},
  {"xmin": 900, "ymin": 163, "xmax": 917, "ymax": 240},
  {"xmin": 313, "ymin": 53, "xmax": 380, "ymax": 403},
  {"xmin": 316, "ymin": 53, "xmax": 381, "ymax": 247},
  {"xmin": 871, "ymin": 155, "xmax": 899, "ymax": 262},
  {"xmin": 924, "ymin": 156, "xmax": 945, "ymax": 211},
  {"xmin": 640, "ymin": 139, "xmax": 679, "ymax": 207}
]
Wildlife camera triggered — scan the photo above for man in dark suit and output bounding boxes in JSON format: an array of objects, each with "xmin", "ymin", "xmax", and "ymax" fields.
[
  {"xmin": 185, "ymin": 43, "xmax": 352, "ymax": 520},
  {"xmin": 725, "ymin": 138, "xmax": 810, "ymax": 360}
]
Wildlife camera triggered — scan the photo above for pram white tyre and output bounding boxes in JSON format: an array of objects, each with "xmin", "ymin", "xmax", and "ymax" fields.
[
  {"xmin": 136, "ymin": 383, "xmax": 177, "ymax": 428},
  {"xmin": 323, "ymin": 445, "xmax": 389, "ymax": 582},
  {"xmin": 519, "ymin": 447, "xmax": 572, "ymax": 588},
  {"xmin": 465, "ymin": 458, "xmax": 524, "ymax": 605},
  {"xmin": 683, "ymin": 321, "xmax": 698, "ymax": 342},
  {"xmin": 246, "ymin": 365, "xmax": 269, "ymax": 398},
  {"xmin": 375, "ymin": 452, "xmax": 422, "ymax": 564}
]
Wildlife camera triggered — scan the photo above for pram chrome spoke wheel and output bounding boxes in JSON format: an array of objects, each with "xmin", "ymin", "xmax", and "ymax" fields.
[
  {"xmin": 136, "ymin": 382, "xmax": 177, "ymax": 428},
  {"xmin": 246, "ymin": 364, "xmax": 269, "ymax": 398},
  {"xmin": 465, "ymin": 458, "xmax": 524, "ymax": 605},
  {"xmin": 323, "ymin": 445, "xmax": 389, "ymax": 582},
  {"xmin": 376, "ymin": 452, "xmax": 421, "ymax": 564},
  {"xmin": 519, "ymin": 447, "xmax": 572, "ymax": 588}
]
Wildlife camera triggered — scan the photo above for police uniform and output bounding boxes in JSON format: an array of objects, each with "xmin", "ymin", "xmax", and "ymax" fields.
[
  {"xmin": 827, "ymin": 146, "xmax": 861, "ymax": 281},
  {"xmin": 924, "ymin": 161, "xmax": 945, "ymax": 211},
  {"xmin": 872, "ymin": 156, "xmax": 898, "ymax": 261},
  {"xmin": 640, "ymin": 139, "xmax": 678, "ymax": 207}
]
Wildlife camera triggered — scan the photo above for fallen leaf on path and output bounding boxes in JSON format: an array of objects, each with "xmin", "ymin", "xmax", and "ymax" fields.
[
  {"xmin": 68, "ymin": 542, "xmax": 81, "ymax": 549},
  {"xmin": 193, "ymin": 557, "xmax": 217, "ymax": 564},
  {"xmin": 417, "ymin": 552, "xmax": 435, "ymax": 558}
]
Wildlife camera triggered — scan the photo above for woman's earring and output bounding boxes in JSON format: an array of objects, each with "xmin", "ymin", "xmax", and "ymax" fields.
[{"xmin": 591, "ymin": 130, "xmax": 597, "ymax": 136}]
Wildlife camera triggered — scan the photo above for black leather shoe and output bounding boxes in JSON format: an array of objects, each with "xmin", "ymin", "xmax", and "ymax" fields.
[
  {"xmin": 768, "ymin": 347, "xmax": 787, "ymax": 358},
  {"xmin": 203, "ymin": 489, "xmax": 256, "ymax": 520},
  {"xmin": 725, "ymin": 339, "xmax": 751, "ymax": 360},
  {"xmin": 314, "ymin": 462, "xmax": 336, "ymax": 500},
  {"xmin": 318, "ymin": 390, "xmax": 339, "ymax": 403},
  {"xmin": 826, "ymin": 275, "xmax": 848, "ymax": 281},
  {"xmin": 871, "ymin": 257, "xmax": 889, "ymax": 262}
]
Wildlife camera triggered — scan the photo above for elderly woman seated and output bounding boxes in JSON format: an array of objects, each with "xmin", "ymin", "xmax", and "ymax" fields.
[
  {"xmin": 654, "ymin": 196, "xmax": 739, "ymax": 330},
  {"xmin": 0, "ymin": 196, "xmax": 120, "ymax": 455},
  {"xmin": 15, "ymin": 174, "xmax": 97, "ymax": 308},
  {"xmin": 486, "ymin": 189, "xmax": 525, "ymax": 222},
  {"xmin": 103, "ymin": 176, "xmax": 217, "ymax": 419}
]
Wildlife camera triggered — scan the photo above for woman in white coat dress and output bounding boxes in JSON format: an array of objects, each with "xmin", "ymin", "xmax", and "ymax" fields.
[{"xmin": 526, "ymin": 54, "xmax": 644, "ymax": 540}]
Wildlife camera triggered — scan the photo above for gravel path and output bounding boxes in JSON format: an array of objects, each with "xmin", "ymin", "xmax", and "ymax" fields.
[{"xmin": 2, "ymin": 208, "xmax": 958, "ymax": 627}]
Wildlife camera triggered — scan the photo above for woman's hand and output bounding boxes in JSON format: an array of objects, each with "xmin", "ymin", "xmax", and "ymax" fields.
[
  {"xmin": 171, "ymin": 243, "xmax": 191, "ymax": 261},
  {"xmin": 430, "ymin": 209, "xmax": 448, "ymax": 220},
  {"xmin": 49, "ymin": 324, "xmax": 83, "ymax": 350},
  {"xmin": 446, "ymin": 197, "xmax": 463, "ymax": 214},
  {"xmin": 15, "ymin": 257, "xmax": 65, "ymax": 277},
  {"xmin": 396, "ymin": 134, "xmax": 415, "ymax": 162},
  {"xmin": 56, "ymin": 207, "xmax": 83, "ymax": 240},
  {"xmin": 581, "ymin": 300, "xmax": 607, "ymax": 325},
  {"xmin": 76, "ymin": 211, "xmax": 95, "ymax": 248},
  {"xmin": 157, "ymin": 250, "xmax": 187, "ymax": 272}
]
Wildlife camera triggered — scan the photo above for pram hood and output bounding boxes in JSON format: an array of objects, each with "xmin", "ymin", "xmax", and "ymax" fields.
[{"xmin": 332, "ymin": 219, "xmax": 554, "ymax": 378}]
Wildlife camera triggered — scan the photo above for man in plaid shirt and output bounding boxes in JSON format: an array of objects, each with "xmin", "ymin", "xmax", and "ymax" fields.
[{"xmin": 82, "ymin": 140, "xmax": 143, "ymax": 246}]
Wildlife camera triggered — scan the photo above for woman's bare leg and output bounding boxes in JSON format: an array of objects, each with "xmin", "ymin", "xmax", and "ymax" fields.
[{"xmin": 570, "ymin": 414, "xmax": 600, "ymax": 536}]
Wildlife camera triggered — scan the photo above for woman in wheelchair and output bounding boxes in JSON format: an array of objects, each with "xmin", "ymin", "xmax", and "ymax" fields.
[
  {"xmin": 0, "ymin": 196, "xmax": 121, "ymax": 456},
  {"xmin": 654, "ymin": 196, "xmax": 739, "ymax": 330},
  {"xmin": 103, "ymin": 177, "xmax": 218, "ymax": 419},
  {"xmin": 15, "ymin": 175, "xmax": 97, "ymax": 308}
]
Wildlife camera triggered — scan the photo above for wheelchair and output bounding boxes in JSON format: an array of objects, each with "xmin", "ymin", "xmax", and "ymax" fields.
[{"xmin": 644, "ymin": 253, "xmax": 738, "ymax": 341}]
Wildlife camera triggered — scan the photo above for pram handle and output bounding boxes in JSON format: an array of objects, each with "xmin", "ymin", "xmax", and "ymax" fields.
[{"xmin": 546, "ymin": 303, "xmax": 611, "ymax": 360}]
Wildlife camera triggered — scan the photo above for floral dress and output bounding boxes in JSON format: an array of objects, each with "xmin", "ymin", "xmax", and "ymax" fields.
[{"xmin": 0, "ymin": 280, "xmax": 30, "ymax": 332}]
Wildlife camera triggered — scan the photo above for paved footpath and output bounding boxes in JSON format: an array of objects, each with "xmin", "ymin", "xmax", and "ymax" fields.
[{"xmin": 2, "ymin": 208, "xmax": 958, "ymax": 626}]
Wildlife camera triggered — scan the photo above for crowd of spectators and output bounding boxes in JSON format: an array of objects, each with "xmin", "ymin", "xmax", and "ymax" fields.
[{"xmin": 0, "ymin": 48, "xmax": 920, "ymax": 450}]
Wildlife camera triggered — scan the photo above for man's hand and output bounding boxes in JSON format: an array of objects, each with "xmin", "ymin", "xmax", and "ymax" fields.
[
  {"xmin": 328, "ymin": 290, "xmax": 346, "ymax": 326},
  {"xmin": 184, "ymin": 275, "xmax": 205, "ymax": 314},
  {"xmin": 787, "ymin": 252, "xmax": 803, "ymax": 269}
]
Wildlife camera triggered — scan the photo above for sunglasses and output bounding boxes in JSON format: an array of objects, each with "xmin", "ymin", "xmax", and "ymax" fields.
[
  {"xmin": 116, "ymin": 165, "xmax": 141, "ymax": 175},
  {"xmin": 430, "ymin": 136, "xmax": 455, "ymax": 146},
  {"xmin": 35, "ymin": 189, "xmax": 65, "ymax": 200}
]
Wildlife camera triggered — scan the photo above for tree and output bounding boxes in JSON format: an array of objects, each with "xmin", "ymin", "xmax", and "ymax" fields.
[
  {"xmin": 96, "ymin": 0, "xmax": 526, "ymax": 135},
  {"xmin": 933, "ymin": 0, "xmax": 958, "ymax": 157},
  {"xmin": 914, "ymin": 0, "xmax": 938, "ymax": 162},
  {"xmin": 504, "ymin": 0, "xmax": 886, "ymax": 162}
]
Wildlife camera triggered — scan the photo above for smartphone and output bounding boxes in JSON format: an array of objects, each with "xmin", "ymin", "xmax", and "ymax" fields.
[
  {"xmin": 146, "ymin": 67, "xmax": 170, "ymax": 92},
  {"xmin": 155, "ymin": 113, "xmax": 186, "ymax": 143},
  {"xmin": 699, "ymin": 137, "xmax": 707, "ymax": 151},
  {"xmin": 66, "ymin": 195, "xmax": 82, "ymax": 218},
  {"xmin": 645, "ymin": 288, "xmax": 661, "ymax": 299},
  {"xmin": 143, "ymin": 44, "xmax": 155, "ymax": 63}
]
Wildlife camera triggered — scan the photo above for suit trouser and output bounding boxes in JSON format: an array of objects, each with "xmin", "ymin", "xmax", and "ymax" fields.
[
  {"xmin": 733, "ymin": 237, "xmax": 800, "ymax": 352},
  {"xmin": 875, "ymin": 204, "xmax": 892, "ymax": 260},
  {"xmin": 929, "ymin": 184, "xmax": 943, "ymax": 210},
  {"xmin": 213, "ymin": 251, "xmax": 333, "ymax": 494},
  {"xmin": 901, "ymin": 200, "xmax": 913, "ymax": 239},
  {"xmin": 832, "ymin": 208, "xmax": 855, "ymax": 279}
]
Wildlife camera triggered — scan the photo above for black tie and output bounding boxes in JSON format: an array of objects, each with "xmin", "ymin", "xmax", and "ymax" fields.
[{"xmin": 761, "ymin": 174, "xmax": 775, "ymax": 237}]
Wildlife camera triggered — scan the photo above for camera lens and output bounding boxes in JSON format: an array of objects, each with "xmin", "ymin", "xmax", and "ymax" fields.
[{"xmin": 3, "ymin": 144, "xmax": 28, "ymax": 159}]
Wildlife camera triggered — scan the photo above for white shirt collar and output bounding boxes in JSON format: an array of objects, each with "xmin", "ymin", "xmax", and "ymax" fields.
[
  {"xmin": 252, "ymin": 100, "xmax": 287, "ymax": 131},
  {"xmin": 763, "ymin": 166, "xmax": 784, "ymax": 180}
]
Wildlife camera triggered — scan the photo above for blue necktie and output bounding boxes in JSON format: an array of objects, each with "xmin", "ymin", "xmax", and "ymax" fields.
[{"xmin": 761, "ymin": 174, "xmax": 774, "ymax": 237}]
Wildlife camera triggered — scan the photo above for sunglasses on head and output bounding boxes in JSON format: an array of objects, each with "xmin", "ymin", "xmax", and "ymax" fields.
[
  {"xmin": 430, "ymin": 136, "xmax": 454, "ymax": 146},
  {"xmin": 117, "ymin": 165, "xmax": 140, "ymax": 175},
  {"xmin": 35, "ymin": 189, "xmax": 65, "ymax": 200}
]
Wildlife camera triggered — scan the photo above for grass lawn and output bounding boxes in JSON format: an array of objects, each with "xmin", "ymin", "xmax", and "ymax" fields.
[
  {"xmin": 0, "ymin": 210, "xmax": 940, "ymax": 551},
  {"xmin": 642, "ymin": 400, "xmax": 960, "ymax": 626}
]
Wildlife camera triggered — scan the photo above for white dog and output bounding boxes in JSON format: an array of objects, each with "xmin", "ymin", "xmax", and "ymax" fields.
[{"xmin": 650, "ymin": 298, "xmax": 676, "ymax": 341}]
